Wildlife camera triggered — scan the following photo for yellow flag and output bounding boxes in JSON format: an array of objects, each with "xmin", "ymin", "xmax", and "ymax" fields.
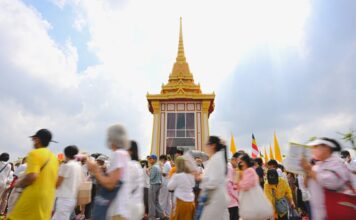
[
  {"xmin": 264, "ymin": 147, "xmax": 269, "ymax": 162},
  {"xmin": 274, "ymin": 132, "xmax": 283, "ymax": 162},
  {"xmin": 269, "ymin": 145, "xmax": 274, "ymax": 159},
  {"xmin": 230, "ymin": 134, "xmax": 237, "ymax": 154}
]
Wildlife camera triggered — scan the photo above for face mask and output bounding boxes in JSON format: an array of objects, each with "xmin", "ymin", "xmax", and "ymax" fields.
[{"xmin": 267, "ymin": 172, "xmax": 279, "ymax": 185}]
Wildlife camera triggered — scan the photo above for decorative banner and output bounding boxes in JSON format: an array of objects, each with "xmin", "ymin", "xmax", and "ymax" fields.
[
  {"xmin": 251, "ymin": 134, "xmax": 259, "ymax": 158},
  {"xmin": 230, "ymin": 133, "xmax": 237, "ymax": 154},
  {"xmin": 269, "ymin": 145, "xmax": 274, "ymax": 160},
  {"xmin": 283, "ymin": 142, "xmax": 312, "ymax": 174},
  {"xmin": 274, "ymin": 132, "xmax": 283, "ymax": 162},
  {"xmin": 264, "ymin": 147, "xmax": 269, "ymax": 163}
]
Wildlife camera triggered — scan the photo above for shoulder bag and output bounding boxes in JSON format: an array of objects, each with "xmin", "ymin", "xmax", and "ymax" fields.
[
  {"xmin": 91, "ymin": 179, "xmax": 122, "ymax": 220},
  {"xmin": 324, "ymin": 169, "xmax": 356, "ymax": 220},
  {"xmin": 239, "ymin": 184, "xmax": 274, "ymax": 220}
]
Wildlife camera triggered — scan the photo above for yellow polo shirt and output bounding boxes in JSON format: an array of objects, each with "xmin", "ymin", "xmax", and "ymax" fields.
[{"xmin": 8, "ymin": 148, "xmax": 58, "ymax": 220}]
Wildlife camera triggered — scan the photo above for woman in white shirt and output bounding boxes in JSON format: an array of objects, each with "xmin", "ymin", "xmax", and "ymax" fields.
[
  {"xmin": 53, "ymin": 145, "xmax": 83, "ymax": 220},
  {"xmin": 127, "ymin": 141, "xmax": 144, "ymax": 220},
  {"xmin": 168, "ymin": 156, "xmax": 195, "ymax": 220}
]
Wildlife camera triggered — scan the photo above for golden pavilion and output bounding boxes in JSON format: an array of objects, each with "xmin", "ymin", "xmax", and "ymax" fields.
[{"xmin": 147, "ymin": 18, "xmax": 215, "ymax": 155}]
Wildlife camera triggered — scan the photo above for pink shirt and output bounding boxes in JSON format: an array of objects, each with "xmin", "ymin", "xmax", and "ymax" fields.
[
  {"xmin": 238, "ymin": 167, "xmax": 259, "ymax": 191},
  {"xmin": 227, "ymin": 163, "xmax": 238, "ymax": 208},
  {"xmin": 308, "ymin": 154, "xmax": 352, "ymax": 220}
]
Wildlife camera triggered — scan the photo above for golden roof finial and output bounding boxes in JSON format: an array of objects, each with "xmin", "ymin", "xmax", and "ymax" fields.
[{"xmin": 176, "ymin": 17, "xmax": 186, "ymax": 62}]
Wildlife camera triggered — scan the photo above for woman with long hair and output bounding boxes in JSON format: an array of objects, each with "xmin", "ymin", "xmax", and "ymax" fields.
[
  {"xmin": 237, "ymin": 154, "xmax": 273, "ymax": 220},
  {"xmin": 168, "ymin": 156, "xmax": 195, "ymax": 220},
  {"xmin": 127, "ymin": 140, "xmax": 145, "ymax": 220},
  {"xmin": 195, "ymin": 136, "xmax": 229, "ymax": 220},
  {"xmin": 236, "ymin": 154, "xmax": 259, "ymax": 191}
]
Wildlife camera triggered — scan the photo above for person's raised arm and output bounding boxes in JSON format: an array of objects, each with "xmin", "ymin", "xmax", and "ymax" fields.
[{"xmin": 87, "ymin": 159, "xmax": 121, "ymax": 190}]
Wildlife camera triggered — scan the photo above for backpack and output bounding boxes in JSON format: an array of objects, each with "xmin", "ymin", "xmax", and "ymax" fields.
[{"xmin": 272, "ymin": 189, "xmax": 289, "ymax": 215}]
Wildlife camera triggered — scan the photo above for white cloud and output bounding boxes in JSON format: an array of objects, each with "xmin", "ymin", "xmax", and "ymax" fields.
[
  {"xmin": 0, "ymin": 0, "xmax": 152, "ymax": 159},
  {"xmin": 288, "ymin": 113, "xmax": 355, "ymax": 142},
  {"xmin": 74, "ymin": 0, "xmax": 310, "ymax": 91},
  {"xmin": 0, "ymin": 0, "xmax": 78, "ymax": 88}
]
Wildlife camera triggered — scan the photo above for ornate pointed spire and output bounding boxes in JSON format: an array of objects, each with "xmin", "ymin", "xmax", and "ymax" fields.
[
  {"xmin": 158, "ymin": 17, "xmax": 203, "ymax": 95},
  {"xmin": 147, "ymin": 18, "xmax": 215, "ymax": 117},
  {"xmin": 176, "ymin": 17, "xmax": 186, "ymax": 62}
]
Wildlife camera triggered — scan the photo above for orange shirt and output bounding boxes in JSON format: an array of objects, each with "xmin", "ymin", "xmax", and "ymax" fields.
[{"xmin": 168, "ymin": 166, "xmax": 177, "ymax": 178}]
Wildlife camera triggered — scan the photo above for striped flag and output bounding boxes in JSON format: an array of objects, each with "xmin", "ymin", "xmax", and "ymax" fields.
[{"xmin": 251, "ymin": 134, "xmax": 259, "ymax": 158}]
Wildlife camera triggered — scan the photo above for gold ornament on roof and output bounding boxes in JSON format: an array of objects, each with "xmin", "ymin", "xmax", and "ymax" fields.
[{"xmin": 147, "ymin": 17, "xmax": 215, "ymax": 114}]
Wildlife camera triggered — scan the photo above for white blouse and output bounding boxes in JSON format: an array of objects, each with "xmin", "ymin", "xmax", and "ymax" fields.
[
  {"xmin": 200, "ymin": 151, "xmax": 227, "ymax": 190},
  {"xmin": 168, "ymin": 172, "xmax": 195, "ymax": 202}
]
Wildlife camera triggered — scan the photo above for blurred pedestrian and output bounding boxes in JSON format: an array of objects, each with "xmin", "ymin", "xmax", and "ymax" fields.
[
  {"xmin": 141, "ymin": 159, "xmax": 150, "ymax": 219},
  {"xmin": 227, "ymin": 152, "xmax": 241, "ymax": 220},
  {"xmin": 296, "ymin": 174, "xmax": 311, "ymax": 218},
  {"xmin": 264, "ymin": 169, "xmax": 295, "ymax": 220},
  {"xmin": 168, "ymin": 150, "xmax": 184, "ymax": 178},
  {"xmin": 193, "ymin": 156, "xmax": 204, "ymax": 208},
  {"xmin": 195, "ymin": 136, "xmax": 229, "ymax": 220},
  {"xmin": 341, "ymin": 150, "xmax": 356, "ymax": 188},
  {"xmin": 168, "ymin": 156, "xmax": 195, "ymax": 220},
  {"xmin": 254, "ymin": 158, "xmax": 265, "ymax": 189},
  {"xmin": 8, "ymin": 129, "xmax": 59, "ymax": 220},
  {"xmin": 237, "ymin": 154, "xmax": 273, "ymax": 220},
  {"xmin": 127, "ymin": 141, "xmax": 144, "ymax": 220},
  {"xmin": 236, "ymin": 154, "xmax": 259, "ymax": 191},
  {"xmin": 52, "ymin": 145, "xmax": 83, "ymax": 220},
  {"xmin": 159, "ymin": 155, "xmax": 172, "ymax": 216},
  {"xmin": 301, "ymin": 138, "xmax": 354, "ymax": 220},
  {"xmin": 87, "ymin": 124, "xmax": 131, "ymax": 220},
  {"xmin": 0, "ymin": 153, "xmax": 12, "ymax": 216},
  {"xmin": 267, "ymin": 160, "xmax": 287, "ymax": 181},
  {"xmin": 148, "ymin": 154, "xmax": 165, "ymax": 220},
  {"xmin": 6, "ymin": 158, "xmax": 27, "ymax": 213}
]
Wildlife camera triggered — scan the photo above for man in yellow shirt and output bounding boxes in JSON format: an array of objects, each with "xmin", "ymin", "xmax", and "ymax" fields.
[{"xmin": 8, "ymin": 129, "xmax": 59, "ymax": 220}]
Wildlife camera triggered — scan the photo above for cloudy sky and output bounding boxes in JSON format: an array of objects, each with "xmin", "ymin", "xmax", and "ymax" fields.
[{"xmin": 1, "ymin": 0, "xmax": 355, "ymax": 160}]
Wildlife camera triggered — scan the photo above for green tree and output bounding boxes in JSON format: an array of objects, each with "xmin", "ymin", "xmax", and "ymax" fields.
[{"xmin": 337, "ymin": 129, "xmax": 356, "ymax": 150}]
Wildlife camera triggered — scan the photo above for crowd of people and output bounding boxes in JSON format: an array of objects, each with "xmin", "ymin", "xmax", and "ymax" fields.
[{"xmin": 0, "ymin": 125, "xmax": 355, "ymax": 220}]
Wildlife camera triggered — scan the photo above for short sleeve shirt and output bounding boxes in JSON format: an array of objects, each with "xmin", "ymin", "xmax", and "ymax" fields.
[
  {"xmin": 107, "ymin": 149, "xmax": 131, "ymax": 218},
  {"xmin": 162, "ymin": 161, "xmax": 171, "ymax": 174},
  {"xmin": 56, "ymin": 160, "xmax": 83, "ymax": 198},
  {"xmin": 8, "ymin": 148, "xmax": 58, "ymax": 220},
  {"xmin": 13, "ymin": 164, "xmax": 27, "ymax": 177}
]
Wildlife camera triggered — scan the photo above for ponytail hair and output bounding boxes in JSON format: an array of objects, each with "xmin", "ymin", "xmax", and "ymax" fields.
[{"xmin": 208, "ymin": 136, "xmax": 228, "ymax": 175}]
